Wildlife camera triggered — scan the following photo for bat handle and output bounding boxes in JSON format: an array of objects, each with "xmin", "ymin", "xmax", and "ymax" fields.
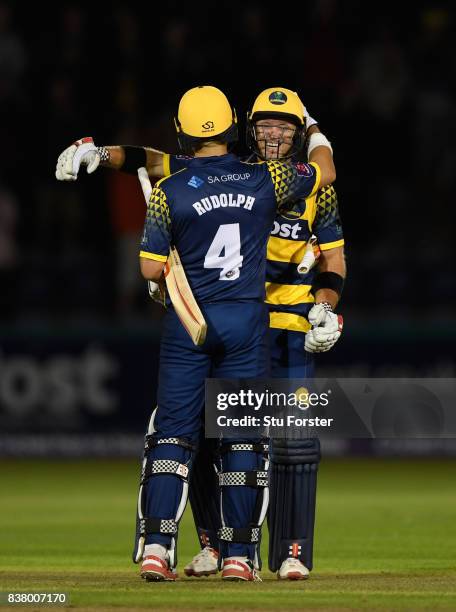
[
  {"xmin": 297, "ymin": 235, "xmax": 320, "ymax": 274},
  {"xmin": 137, "ymin": 167, "xmax": 152, "ymax": 203}
]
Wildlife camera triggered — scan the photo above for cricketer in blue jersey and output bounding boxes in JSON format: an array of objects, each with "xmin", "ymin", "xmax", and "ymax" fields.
[
  {"xmin": 55, "ymin": 86, "xmax": 338, "ymax": 582},
  {"xmin": 140, "ymin": 155, "xmax": 320, "ymax": 303}
]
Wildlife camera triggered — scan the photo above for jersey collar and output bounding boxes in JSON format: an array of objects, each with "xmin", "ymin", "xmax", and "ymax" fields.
[{"xmin": 188, "ymin": 153, "xmax": 238, "ymax": 166}]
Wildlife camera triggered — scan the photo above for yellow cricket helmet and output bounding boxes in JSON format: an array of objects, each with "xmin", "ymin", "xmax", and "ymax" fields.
[
  {"xmin": 248, "ymin": 87, "xmax": 306, "ymax": 126},
  {"xmin": 175, "ymin": 85, "xmax": 238, "ymax": 152},
  {"xmin": 246, "ymin": 87, "xmax": 307, "ymax": 160}
]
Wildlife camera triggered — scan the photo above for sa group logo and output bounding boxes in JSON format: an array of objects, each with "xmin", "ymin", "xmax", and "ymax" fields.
[
  {"xmin": 202, "ymin": 121, "xmax": 215, "ymax": 131},
  {"xmin": 207, "ymin": 173, "xmax": 250, "ymax": 183},
  {"xmin": 188, "ymin": 175, "xmax": 204, "ymax": 189}
]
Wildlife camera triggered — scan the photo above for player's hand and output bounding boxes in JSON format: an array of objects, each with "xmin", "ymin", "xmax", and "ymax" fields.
[
  {"xmin": 302, "ymin": 106, "xmax": 318, "ymax": 131},
  {"xmin": 55, "ymin": 137, "xmax": 100, "ymax": 181},
  {"xmin": 147, "ymin": 280, "xmax": 166, "ymax": 306},
  {"xmin": 305, "ymin": 302, "xmax": 343, "ymax": 353}
]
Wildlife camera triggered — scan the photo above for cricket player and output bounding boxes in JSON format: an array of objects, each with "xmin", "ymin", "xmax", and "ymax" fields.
[
  {"xmin": 246, "ymin": 89, "xmax": 345, "ymax": 580},
  {"xmin": 56, "ymin": 85, "xmax": 336, "ymax": 582}
]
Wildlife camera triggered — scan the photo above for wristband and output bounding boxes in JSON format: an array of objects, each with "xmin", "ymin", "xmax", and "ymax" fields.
[
  {"xmin": 316, "ymin": 301, "xmax": 333, "ymax": 313},
  {"xmin": 122, "ymin": 146, "xmax": 147, "ymax": 174},
  {"xmin": 97, "ymin": 146, "xmax": 110, "ymax": 163},
  {"xmin": 307, "ymin": 132, "xmax": 333, "ymax": 155},
  {"xmin": 311, "ymin": 271, "xmax": 344, "ymax": 297}
]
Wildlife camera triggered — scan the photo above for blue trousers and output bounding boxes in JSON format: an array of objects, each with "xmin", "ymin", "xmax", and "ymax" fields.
[
  {"xmin": 268, "ymin": 327, "xmax": 315, "ymax": 378},
  {"xmin": 146, "ymin": 301, "xmax": 269, "ymax": 557},
  {"xmin": 186, "ymin": 325, "xmax": 320, "ymax": 568}
]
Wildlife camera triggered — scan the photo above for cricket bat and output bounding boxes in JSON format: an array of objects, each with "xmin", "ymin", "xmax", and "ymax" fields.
[
  {"xmin": 137, "ymin": 167, "xmax": 207, "ymax": 346},
  {"xmin": 297, "ymin": 234, "xmax": 321, "ymax": 274},
  {"xmin": 164, "ymin": 247, "xmax": 207, "ymax": 346}
]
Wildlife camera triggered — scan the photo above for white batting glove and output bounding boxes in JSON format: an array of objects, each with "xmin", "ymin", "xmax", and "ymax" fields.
[
  {"xmin": 305, "ymin": 302, "xmax": 343, "ymax": 353},
  {"xmin": 302, "ymin": 105, "xmax": 318, "ymax": 130},
  {"xmin": 147, "ymin": 280, "xmax": 166, "ymax": 306},
  {"xmin": 55, "ymin": 137, "xmax": 100, "ymax": 181}
]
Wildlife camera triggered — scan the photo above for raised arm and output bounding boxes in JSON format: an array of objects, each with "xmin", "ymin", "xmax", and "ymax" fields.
[
  {"xmin": 307, "ymin": 125, "xmax": 336, "ymax": 188},
  {"xmin": 98, "ymin": 146, "xmax": 167, "ymax": 176},
  {"xmin": 55, "ymin": 137, "xmax": 169, "ymax": 181}
]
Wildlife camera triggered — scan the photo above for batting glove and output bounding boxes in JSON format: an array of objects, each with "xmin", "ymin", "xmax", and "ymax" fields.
[
  {"xmin": 147, "ymin": 280, "xmax": 166, "ymax": 306},
  {"xmin": 302, "ymin": 105, "xmax": 318, "ymax": 131},
  {"xmin": 305, "ymin": 302, "xmax": 343, "ymax": 353},
  {"xmin": 55, "ymin": 137, "xmax": 100, "ymax": 181}
]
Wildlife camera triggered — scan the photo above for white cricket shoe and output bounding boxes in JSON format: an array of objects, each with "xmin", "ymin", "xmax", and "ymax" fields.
[
  {"xmin": 141, "ymin": 555, "xmax": 177, "ymax": 581},
  {"xmin": 278, "ymin": 557, "xmax": 310, "ymax": 580},
  {"xmin": 141, "ymin": 543, "xmax": 177, "ymax": 582},
  {"xmin": 222, "ymin": 557, "xmax": 262, "ymax": 582},
  {"xmin": 184, "ymin": 546, "xmax": 219, "ymax": 577}
]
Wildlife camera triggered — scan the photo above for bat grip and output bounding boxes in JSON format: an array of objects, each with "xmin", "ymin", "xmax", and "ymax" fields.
[
  {"xmin": 297, "ymin": 235, "xmax": 320, "ymax": 274},
  {"xmin": 137, "ymin": 167, "xmax": 153, "ymax": 202}
]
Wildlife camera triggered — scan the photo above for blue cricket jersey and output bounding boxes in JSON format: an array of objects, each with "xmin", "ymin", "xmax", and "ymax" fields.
[{"xmin": 140, "ymin": 153, "xmax": 320, "ymax": 303}]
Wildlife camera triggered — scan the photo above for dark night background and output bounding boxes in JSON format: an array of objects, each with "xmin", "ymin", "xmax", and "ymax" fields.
[{"xmin": 1, "ymin": 0, "xmax": 455, "ymax": 454}]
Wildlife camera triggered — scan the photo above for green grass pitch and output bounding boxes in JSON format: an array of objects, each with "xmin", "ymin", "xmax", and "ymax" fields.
[{"xmin": 1, "ymin": 458, "xmax": 455, "ymax": 610}]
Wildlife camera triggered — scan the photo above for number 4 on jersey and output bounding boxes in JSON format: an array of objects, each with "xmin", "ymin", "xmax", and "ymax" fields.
[{"xmin": 204, "ymin": 223, "xmax": 243, "ymax": 281}]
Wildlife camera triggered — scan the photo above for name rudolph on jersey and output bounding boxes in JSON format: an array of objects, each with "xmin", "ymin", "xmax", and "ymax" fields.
[{"xmin": 193, "ymin": 193, "xmax": 255, "ymax": 216}]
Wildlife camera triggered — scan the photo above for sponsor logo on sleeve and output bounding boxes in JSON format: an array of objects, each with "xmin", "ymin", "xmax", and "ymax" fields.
[{"xmin": 295, "ymin": 162, "xmax": 314, "ymax": 177}]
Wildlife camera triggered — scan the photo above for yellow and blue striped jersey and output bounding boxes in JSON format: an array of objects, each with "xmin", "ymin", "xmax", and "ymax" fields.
[{"xmin": 265, "ymin": 184, "xmax": 344, "ymax": 333}]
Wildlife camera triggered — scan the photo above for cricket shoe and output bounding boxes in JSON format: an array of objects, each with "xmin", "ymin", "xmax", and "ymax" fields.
[
  {"xmin": 277, "ymin": 557, "xmax": 310, "ymax": 580},
  {"xmin": 140, "ymin": 555, "xmax": 178, "ymax": 581},
  {"xmin": 184, "ymin": 546, "xmax": 219, "ymax": 577},
  {"xmin": 221, "ymin": 557, "xmax": 262, "ymax": 582}
]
